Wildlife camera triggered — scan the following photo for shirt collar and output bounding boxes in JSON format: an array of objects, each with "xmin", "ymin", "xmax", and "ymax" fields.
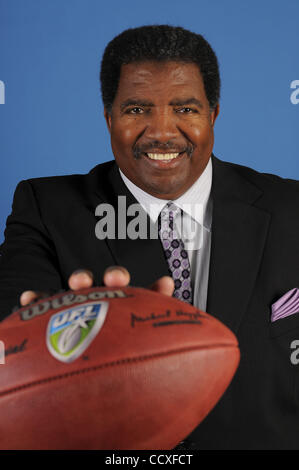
[{"xmin": 119, "ymin": 158, "xmax": 213, "ymax": 231}]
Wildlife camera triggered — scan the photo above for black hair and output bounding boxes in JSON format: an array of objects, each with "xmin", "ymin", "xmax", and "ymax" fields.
[{"xmin": 100, "ymin": 25, "xmax": 220, "ymax": 114}]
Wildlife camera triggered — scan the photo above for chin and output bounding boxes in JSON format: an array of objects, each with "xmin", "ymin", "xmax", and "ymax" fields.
[{"xmin": 143, "ymin": 183, "xmax": 185, "ymax": 199}]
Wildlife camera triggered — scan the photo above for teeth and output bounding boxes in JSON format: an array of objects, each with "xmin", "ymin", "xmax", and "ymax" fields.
[{"xmin": 147, "ymin": 153, "xmax": 180, "ymax": 160}]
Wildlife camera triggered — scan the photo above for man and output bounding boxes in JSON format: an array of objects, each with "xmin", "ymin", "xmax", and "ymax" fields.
[{"xmin": 1, "ymin": 25, "xmax": 299, "ymax": 449}]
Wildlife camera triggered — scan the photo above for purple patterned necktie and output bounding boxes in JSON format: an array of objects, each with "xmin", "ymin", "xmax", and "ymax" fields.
[{"xmin": 158, "ymin": 202, "xmax": 193, "ymax": 304}]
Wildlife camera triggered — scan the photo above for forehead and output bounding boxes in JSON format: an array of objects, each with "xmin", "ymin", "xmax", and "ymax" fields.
[{"xmin": 115, "ymin": 61, "xmax": 207, "ymax": 100}]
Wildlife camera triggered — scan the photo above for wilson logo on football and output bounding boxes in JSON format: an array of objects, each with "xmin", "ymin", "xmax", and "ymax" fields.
[{"xmin": 46, "ymin": 302, "xmax": 109, "ymax": 363}]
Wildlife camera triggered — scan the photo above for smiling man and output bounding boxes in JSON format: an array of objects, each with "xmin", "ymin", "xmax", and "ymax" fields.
[
  {"xmin": 104, "ymin": 60, "xmax": 218, "ymax": 199},
  {"xmin": 1, "ymin": 25, "xmax": 299, "ymax": 450}
]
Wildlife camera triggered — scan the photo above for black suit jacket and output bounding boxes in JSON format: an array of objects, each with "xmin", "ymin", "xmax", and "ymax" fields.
[{"xmin": 1, "ymin": 155, "xmax": 299, "ymax": 449}]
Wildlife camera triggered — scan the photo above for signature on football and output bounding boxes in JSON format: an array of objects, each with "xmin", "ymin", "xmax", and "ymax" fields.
[{"xmin": 130, "ymin": 309, "xmax": 208, "ymax": 328}]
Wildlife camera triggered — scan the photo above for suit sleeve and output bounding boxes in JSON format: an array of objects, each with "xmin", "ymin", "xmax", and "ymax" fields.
[{"xmin": 0, "ymin": 180, "xmax": 63, "ymax": 321}]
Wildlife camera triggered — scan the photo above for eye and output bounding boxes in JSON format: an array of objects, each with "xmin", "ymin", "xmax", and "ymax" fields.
[
  {"xmin": 126, "ymin": 107, "xmax": 144, "ymax": 114},
  {"xmin": 177, "ymin": 107, "xmax": 198, "ymax": 114}
]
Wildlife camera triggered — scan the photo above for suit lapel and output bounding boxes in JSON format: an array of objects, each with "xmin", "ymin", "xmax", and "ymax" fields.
[
  {"xmin": 89, "ymin": 161, "xmax": 170, "ymax": 287},
  {"xmin": 206, "ymin": 156, "xmax": 271, "ymax": 332}
]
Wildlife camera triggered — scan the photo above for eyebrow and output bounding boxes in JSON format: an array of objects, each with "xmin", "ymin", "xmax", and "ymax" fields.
[
  {"xmin": 120, "ymin": 97, "xmax": 204, "ymax": 110},
  {"xmin": 169, "ymin": 98, "xmax": 204, "ymax": 109},
  {"xmin": 120, "ymin": 99, "xmax": 154, "ymax": 110}
]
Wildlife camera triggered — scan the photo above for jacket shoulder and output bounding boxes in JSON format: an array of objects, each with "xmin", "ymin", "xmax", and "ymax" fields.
[
  {"xmin": 24, "ymin": 160, "xmax": 115, "ymax": 190},
  {"xmin": 13, "ymin": 160, "xmax": 115, "ymax": 203},
  {"xmin": 9, "ymin": 160, "xmax": 117, "ymax": 219},
  {"xmin": 214, "ymin": 157, "xmax": 299, "ymax": 209},
  {"xmin": 224, "ymin": 159, "xmax": 299, "ymax": 187}
]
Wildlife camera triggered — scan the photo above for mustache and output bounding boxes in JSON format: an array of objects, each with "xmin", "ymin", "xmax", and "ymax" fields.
[{"xmin": 133, "ymin": 141, "xmax": 194, "ymax": 159}]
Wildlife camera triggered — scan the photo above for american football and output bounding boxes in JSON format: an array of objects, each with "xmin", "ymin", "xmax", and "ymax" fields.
[{"xmin": 0, "ymin": 286, "xmax": 240, "ymax": 449}]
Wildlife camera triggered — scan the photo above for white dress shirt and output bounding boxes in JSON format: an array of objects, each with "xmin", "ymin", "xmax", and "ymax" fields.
[{"xmin": 119, "ymin": 159, "xmax": 213, "ymax": 311}]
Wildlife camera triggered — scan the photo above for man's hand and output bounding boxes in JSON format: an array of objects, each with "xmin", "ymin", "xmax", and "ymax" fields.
[{"xmin": 19, "ymin": 267, "xmax": 174, "ymax": 307}]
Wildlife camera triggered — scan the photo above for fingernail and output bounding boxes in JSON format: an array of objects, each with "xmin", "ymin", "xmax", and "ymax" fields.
[
  {"xmin": 105, "ymin": 266, "xmax": 127, "ymax": 274},
  {"xmin": 105, "ymin": 269, "xmax": 125, "ymax": 279},
  {"xmin": 72, "ymin": 269, "xmax": 93, "ymax": 278}
]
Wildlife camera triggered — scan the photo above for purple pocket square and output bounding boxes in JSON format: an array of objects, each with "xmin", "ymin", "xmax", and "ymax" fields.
[{"xmin": 271, "ymin": 288, "xmax": 299, "ymax": 322}]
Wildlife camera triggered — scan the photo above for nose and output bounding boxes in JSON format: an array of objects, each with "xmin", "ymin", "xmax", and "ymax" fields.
[{"xmin": 144, "ymin": 108, "xmax": 179, "ymax": 142}]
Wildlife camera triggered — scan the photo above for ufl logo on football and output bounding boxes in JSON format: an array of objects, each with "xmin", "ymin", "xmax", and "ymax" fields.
[{"xmin": 46, "ymin": 301, "xmax": 108, "ymax": 363}]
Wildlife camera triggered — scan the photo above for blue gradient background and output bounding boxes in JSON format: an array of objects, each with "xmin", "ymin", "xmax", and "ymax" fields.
[{"xmin": 0, "ymin": 0, "xmax": 298, "ymax": 242}]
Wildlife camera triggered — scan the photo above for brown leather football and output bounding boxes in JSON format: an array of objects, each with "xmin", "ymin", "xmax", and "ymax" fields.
[{"xmin": 0, "ymin": 286, "xmax": 240, "ymax": 449}]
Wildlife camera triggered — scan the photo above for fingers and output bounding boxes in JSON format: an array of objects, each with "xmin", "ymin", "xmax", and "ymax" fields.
[
  {"xmin": 103, "ymin": 267, "xmax": 173, "ymax": 296},
  {"xmin": 19, "ymin": 269, "xmax": 94, "ymax": 308},
  {"xmin": 19, "ymin": 290, "xmax": 50, "ymax": 307},
  {"xmin": 68, "ymin": 269, "xmax": 94, "ymax": 291},
  {"xmin": 20, "ymin": 269, "xmax": 173, "ymax": 309},
  {"xmin": 69, "ymin": 267, "xmax": 130, "ymax": 290},
  {"xmin": 103, "ymin": 266, "xmax": 130, "ymax": 287},
  {"xmin": 149, "ymin": 276, "xmax": 174, "ymax": 297}
]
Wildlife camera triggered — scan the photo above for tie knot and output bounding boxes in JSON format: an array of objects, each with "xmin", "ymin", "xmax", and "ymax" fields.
[
  {"xmin": 161, "ymin": 202, "xmax": 181, "ymax": 220},
  {"xmin": 158, "ymin": 202, "xmax": 182, "ymax": 237}
]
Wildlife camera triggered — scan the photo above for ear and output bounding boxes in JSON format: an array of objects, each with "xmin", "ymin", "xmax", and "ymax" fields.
[
  {"xmin": 210, "ymin": 103, "xmax": 220, "ymax": 127},
  {"xmin": 104, "ymin": 108, "xmax": 112, "ymax": 133}
]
